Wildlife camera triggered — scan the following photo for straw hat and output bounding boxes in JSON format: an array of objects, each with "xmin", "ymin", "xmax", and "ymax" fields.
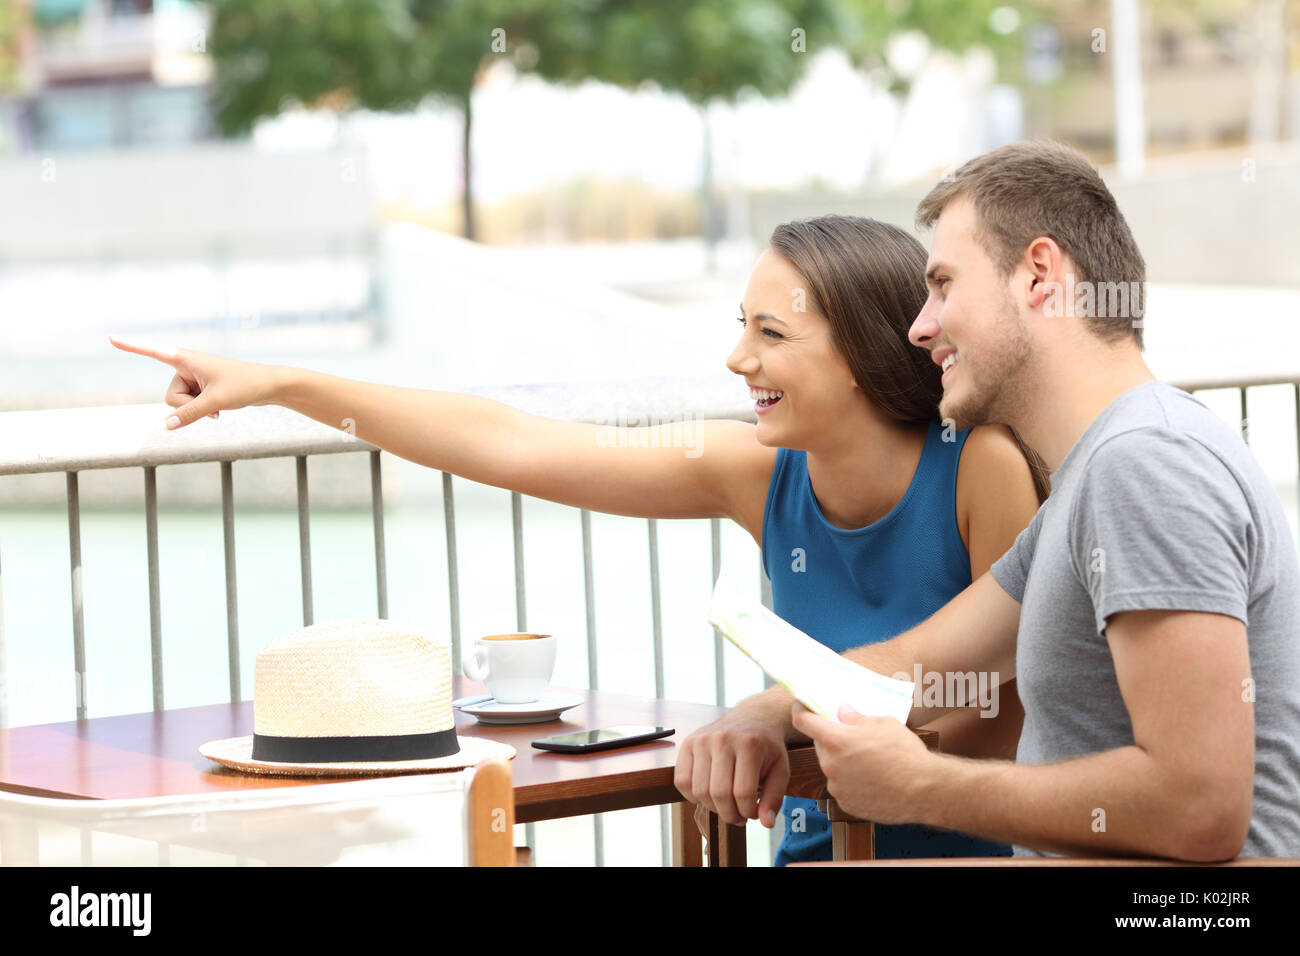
[{"xmin": 200, "ymin": 618, "xmax": 515, "ymax": 775}]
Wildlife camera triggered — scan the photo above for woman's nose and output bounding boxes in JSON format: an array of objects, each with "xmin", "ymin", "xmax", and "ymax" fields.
[{"xmin": 726, "ymin": 335, "xmax": 759, "ymax": 376}]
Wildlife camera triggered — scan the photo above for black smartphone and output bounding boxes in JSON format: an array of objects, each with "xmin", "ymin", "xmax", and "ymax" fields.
[{"xmin": 531, "ymin": 725, "xmax": 675, "ymax": 754}]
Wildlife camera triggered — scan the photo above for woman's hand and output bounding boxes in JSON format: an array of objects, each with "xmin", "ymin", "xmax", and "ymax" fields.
[{"xmin": 109, "ymin": 336, "xmax": 283, "ymax": 430}]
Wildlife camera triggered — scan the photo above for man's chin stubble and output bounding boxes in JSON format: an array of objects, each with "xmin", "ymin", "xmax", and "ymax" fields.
[
  {"xmin": 939, "ymin": 379, "xmax": 977, "ymax": 430},
  {"xmin": 941, "ymin": 375, "xmax": 1010, "ymax": 431}
]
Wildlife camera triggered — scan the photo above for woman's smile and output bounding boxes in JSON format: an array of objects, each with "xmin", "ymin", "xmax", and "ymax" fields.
[{"xmin": 749, "ymin": 385, "xmax": 785, "ymax": 413}]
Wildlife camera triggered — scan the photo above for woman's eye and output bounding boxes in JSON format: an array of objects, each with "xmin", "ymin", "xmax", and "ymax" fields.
[
  {"xmin": 737, "ymin": 315, "xmax": 781, "ymax": 339},
  {"xmin": 743, "ymin": 317, "xmax": 780, "ymax": 340}
]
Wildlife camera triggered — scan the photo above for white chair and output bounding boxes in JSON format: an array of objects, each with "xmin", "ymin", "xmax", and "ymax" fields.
[{"xmin": 0, "ymin": 758, "xmax": 515, "ymax": 867}]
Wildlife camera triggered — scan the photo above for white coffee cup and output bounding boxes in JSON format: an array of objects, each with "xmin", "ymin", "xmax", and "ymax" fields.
[{"xmin": 463, "ymin": 633, "xmax": 556, "ymax": 704}]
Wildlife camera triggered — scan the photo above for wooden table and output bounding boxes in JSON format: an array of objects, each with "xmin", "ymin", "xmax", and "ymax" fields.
[{"xmin": 0, "ymin": 680, "xmax": 926, "ymax": 866}]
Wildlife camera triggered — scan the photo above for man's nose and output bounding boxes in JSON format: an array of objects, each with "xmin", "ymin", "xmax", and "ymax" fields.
[{"xmin": 909, "ymin": 303, "xmax": 941, "ymax": 349}]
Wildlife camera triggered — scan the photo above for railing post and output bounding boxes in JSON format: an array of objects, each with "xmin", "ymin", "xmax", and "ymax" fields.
[
  {"xmin": 66, "ymin": 472, "xmax": 87, "ymax": 720},
  {"xmin": 760, "ymin": 561, "xmax": 774, "ymax": 690},
  {"xmin": 646, "ymin": 517, "xmax": 670, "ymax": 866},
  {"xmin": 220, "ymin": 460, "xmax": 241, "ymax": 703},
  {"xmin": 295, "ymin": 455, "xmax": 313, "ymax": 626},
  {"xmin": 581, "ymin": 510, "xmax": 598, "ymax": 689},
  {"xmin": 143, "ymin": 465, "xmax": 164, "ymax": 711},
  {"xmin": 711, "ymin": 517, "xmax": 724, "ymax": 707},
  {"xmin": 509, "ymin": 490, "xmax": 535, "ymax": 857},
  {"xmin": 370, "ymin": 450, "xmax": 388, "ymax": 620},
  {"xmin": 647, "ymin": 518, "xmax": 664, "ymax": 700},
  {"xmin": 511, "ymin": 491, "xmax": 527, "ymax": 631},
  {"xmin": 579, "ymin": 507, "xmax": 605, "ymax": 867},
  {"xmin": 442, "ymin": 472, "xmax": 461, "ymax": 665},
  {"xmin": 1240, "ymin": 386, "xmax": 1250, "ymax": 445}
]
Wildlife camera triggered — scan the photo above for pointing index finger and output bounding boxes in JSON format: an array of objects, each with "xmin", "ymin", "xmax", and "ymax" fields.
[{"xmin": 109, "ymin": 335, "xmax": 183, "ymax": 367}]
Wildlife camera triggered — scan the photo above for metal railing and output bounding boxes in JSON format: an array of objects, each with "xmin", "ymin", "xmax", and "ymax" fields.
[{"xmin": 2, "ymin": 373, "xmax": 1298, "ymax": 865}]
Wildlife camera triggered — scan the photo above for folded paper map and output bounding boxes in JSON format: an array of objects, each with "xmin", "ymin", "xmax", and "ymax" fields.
[{"xmin": 708, "ymin": 574, "xmax": 915, "ymax": 724}]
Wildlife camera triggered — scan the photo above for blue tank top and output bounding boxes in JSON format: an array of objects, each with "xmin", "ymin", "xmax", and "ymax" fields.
[{"xmin": 760, "ymin": 417, "xmax": 1012, "ymax": 863}]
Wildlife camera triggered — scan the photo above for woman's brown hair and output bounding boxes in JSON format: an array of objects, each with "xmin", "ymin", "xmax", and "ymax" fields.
[{"xmin": 768, "ymin": 214, "xmax": 1050, "ymax": 503}]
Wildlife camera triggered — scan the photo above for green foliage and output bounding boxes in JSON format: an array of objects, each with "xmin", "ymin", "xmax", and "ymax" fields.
[
  {"xmin": 531, "ymin": 0, "xmax": 843, "ymax": 104},
  {"xmin": 208, "ymin": 0, "xmax": 848, "ymax": 132},
  {"xmin": 0, "ymin": 1, "xmax": 20, "ymax": 95},
  {"xmin": 830, "ymin": 0, "xmax": 1031, "ymax": 87},
  {"xmin": 211, "ymin": 0, "xmax": 411, "ymax": 133},
  {"xmin": 204, "ymin": 0, "xmax": 1036, "ymax": 236}
]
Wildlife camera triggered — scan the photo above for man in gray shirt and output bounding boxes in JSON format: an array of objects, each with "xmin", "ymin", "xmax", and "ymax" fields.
[
  {"xmin": 988, "ymin": 380, "xmax": 1300, "ymax": 856},
  {"xmin": 676, "ymin": 140, "xmax": 1300, "ymax": 860}
]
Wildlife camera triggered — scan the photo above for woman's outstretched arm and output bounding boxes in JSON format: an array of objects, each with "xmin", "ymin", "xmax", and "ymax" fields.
[
  {"xmin": 110, "ymin": 337, "xmax": 776, "ymax": 531},
  {"xmin": 278, "ymin": 363, "xmax": 773, "ymax": 522}
]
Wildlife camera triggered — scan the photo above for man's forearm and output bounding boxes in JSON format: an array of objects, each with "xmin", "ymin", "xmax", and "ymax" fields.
[
  {"xmin": 912, "ymin": 745, "xmax": 1244, "ymax": 861},
  {"xmin": 730, "ymin": 684, "xmax": 805, "ymax": 744},
  {"xmin": 842, "ymin": 631, "xmax": 958, "ymax": 728},
  {"xmin": 836, "ymin": 572, "xmax": 1021, "ymax": 727}
]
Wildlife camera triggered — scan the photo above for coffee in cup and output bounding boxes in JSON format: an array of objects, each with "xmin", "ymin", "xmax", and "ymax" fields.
[{"xmin": 463, "ymin": 633, "xmax": 556, "ymax": 703}]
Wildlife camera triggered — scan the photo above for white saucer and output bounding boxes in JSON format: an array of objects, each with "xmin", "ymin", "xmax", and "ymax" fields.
[{"xmin": 453, "ymin": 691, "xmax": 585, "ymax": 725}]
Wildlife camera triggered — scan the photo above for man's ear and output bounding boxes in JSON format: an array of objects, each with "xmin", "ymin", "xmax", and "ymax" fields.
[{"xmin": 1023, "ymin": 236, "xmax": 1061, "ymax": 310}]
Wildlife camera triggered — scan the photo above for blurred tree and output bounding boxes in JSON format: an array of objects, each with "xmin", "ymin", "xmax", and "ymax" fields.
[
  {"xmin": 209, "ymin": 0, "xmax": 846, "ymax": 245},
  {"xmin": 208, "ymin": 0, "xmax": 1030, "ymax": 244},
  {"xmin": 0, "ymin": 1, "xmax": 23, "ymax": 96},
  {"xmin": 210, "ymin": 0, "xmax": 562, "ymax": 240},
  {"xmin": 534, "ymin": 1, "xmax": 1031, "ymax": 255},
  {"xmin": 831, "ymin": 0, "xmax": 1033, "ymax": 180},
  {"xmin": 528, "ymin": 0, "xmax": 846, "ymax": 267},
  {"xmin": 830, "ymin": 0, "xmax": 1030, "ymax": 93}
]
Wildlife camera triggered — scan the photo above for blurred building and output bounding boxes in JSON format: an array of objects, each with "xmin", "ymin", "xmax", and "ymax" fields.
[
  {"xmin": 1, "ymin": 0, "xmax": 214, "ymax": 154},
  {"xmin": 1025, "ymin": 0, "xmax": 1299, "ymax": 157},
  {"xmin": 0, "ymin": 1, "xmax": 381, "ymax": 370}
]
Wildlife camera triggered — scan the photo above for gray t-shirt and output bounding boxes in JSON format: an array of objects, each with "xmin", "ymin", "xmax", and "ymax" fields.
[{"xmin": 991, "ymin": 380, "xmax": 1300, "ymax": 858}]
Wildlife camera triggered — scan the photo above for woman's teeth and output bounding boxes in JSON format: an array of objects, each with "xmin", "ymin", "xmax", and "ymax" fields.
[
  {"xmin": 750, "ymin": 387, "xmax": 784, "ymax": 406},
  {"xmin": 942, "ymin": 353, "xmax": 959, "ymax": 373}
]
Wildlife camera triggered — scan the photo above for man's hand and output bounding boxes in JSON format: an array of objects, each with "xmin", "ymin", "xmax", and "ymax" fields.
[
  {"xmin": 674, "ymin": 713, "xmax": 790, "ymax": 828},
  {"xmin": 791, "ymin": 704, "xmax": 935, "ymax": 825}
]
